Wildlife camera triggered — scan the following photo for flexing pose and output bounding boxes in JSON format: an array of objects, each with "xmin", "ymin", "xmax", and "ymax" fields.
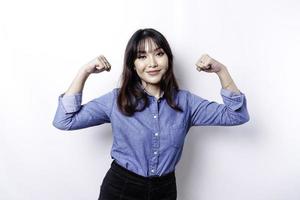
[{"xmin": 53, "ymin": 28, "xmax": 249, "ymax": 200}]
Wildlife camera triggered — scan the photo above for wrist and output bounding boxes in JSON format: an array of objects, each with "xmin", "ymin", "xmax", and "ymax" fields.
[{"xmin": 216, "ymin": 65, "xmax": 228, "ymax": 76}]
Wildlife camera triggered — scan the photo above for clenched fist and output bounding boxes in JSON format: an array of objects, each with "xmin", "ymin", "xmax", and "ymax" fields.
[
  {"xmin": 82, "ymin": 55, "xmax": 111, "ymax": 75},
  {"xmin": 195, "ymin": 54, "xmax": 226, "ymax": 73}
]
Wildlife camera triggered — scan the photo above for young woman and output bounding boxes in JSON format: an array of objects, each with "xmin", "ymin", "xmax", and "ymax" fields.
[{"xmin": 53, "ymin": 28, "xmax": 249, "ymax": 200}]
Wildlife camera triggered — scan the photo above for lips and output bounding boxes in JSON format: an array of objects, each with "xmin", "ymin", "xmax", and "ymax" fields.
[
  {"xmin": 147, "ymin": 70, "xmax": 161, "ymax": 74},
  {"xmin": 147, "ymin": 70, "xmax": 160, "ymax": 73}
]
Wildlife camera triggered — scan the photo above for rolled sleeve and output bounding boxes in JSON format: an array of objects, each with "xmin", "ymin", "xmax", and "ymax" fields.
[
  {"xmin": 220, "ymin": 89, "xmax": 245, "ymax": 111},
  {"xmin": 60, "ymin": 92, "xmax": 82, "ymax": 113},
  {"xmin": 189, "ymin": 88, "xmax": 250, "ymax": 127},
  {"xmin": 52, "ymin": 89, "xmax": 117, "ymax": 131}
]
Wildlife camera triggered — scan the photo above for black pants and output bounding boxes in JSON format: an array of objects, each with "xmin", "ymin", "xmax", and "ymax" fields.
[{"xmin": 98, "ymin": 160, "xmax": 177, "ymax": 200}]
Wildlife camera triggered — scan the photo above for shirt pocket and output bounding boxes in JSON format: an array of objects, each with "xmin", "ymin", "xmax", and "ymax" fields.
[{"xmin": 169, "ymin": 123, "xmax": 187, "ymax": 148}]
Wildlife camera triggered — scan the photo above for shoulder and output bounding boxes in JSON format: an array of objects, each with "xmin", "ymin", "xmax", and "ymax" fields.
[
  {"xmin": 172, "ymin": 89, "xmax": 195, "ymax": 105},
  {"xmin": 112, "ymin": 87, "xmax": 120, "ymax": 95},
  {"xmin": 93, "ymin": 87, "xmax": 120, "ymax": 102},
  {"xmin": 175, "ymin": 89, "xmax": 206, "ymax": 105},
  {"xmin": 103, "ymin": 87, "xmax": 120, "ymax": 96},
  {"xmin": 175, "ymin": 89, "xmax": 193, "ymax": 98},
  {"xmin": 177, "ymin": 89, "xmax": 190, "ymax": 94}
]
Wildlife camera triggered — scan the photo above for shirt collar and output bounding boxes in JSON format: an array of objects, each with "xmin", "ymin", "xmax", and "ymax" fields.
[{"xmin": 138, "ymin": 82, "xmax": 165, "ymax": 99}]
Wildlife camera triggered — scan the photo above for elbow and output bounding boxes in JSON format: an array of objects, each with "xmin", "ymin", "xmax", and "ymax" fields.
[
  {"xmin": 226, "ymin": 110, "xmax": 250, "ymax": 126},
  {"xmin": 240, "ymin": 114, "xmax": 250, "ymax": 125},
  {"xmin": 52, "ymin": 120, "xmax": 72, "ymax": 131},
  {"xmin": 235, "ymin": 112, "xmax": 250, "ymax": 125},
  {"xmin": 228, "ymin": 104, "xmax": 250, "ymax": 126}
]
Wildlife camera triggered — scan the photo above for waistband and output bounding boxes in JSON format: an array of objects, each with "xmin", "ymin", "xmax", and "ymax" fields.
[{"xmin": 110, "ymin": 160, "xmax": 175, "ymax": 184}]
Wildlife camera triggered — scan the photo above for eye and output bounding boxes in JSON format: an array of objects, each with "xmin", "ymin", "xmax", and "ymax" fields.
[
  {"xmin": 157, "ymin": 52, "xmax": 165, "ymax": 56},
  {"xmin": 137, "ymin": 55, "xmax": 146, "ymax": 59}
]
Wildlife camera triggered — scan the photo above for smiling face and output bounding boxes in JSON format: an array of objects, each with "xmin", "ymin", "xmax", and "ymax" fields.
[{"xmin": 133, "ymin": 38, "xmax": 169, "ymax": 87}]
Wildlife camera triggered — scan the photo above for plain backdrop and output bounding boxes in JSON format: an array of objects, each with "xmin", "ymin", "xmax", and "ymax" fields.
[{"xmin": 1, "ymin": 0, "xmax": 300, "ymax": 199}]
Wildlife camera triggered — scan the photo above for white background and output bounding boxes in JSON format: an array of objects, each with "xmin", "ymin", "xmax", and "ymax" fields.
[{"xmin": 1, "ymin": 0, "xmax": 300, "ymax": 199}]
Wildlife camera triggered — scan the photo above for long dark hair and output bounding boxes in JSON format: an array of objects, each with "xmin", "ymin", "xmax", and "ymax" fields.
[{"xmin": 117, "ymin": 28, "xmax": 183, "ymax": 116}]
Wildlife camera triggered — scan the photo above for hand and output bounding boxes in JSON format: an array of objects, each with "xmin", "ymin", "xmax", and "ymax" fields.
[
  {"xmin": 195, "ymin": 54, "xmax": 226, "ymax": 73},
  {"xmin": 81, "ymin": 55, "xmax": 111, "ymax": 75}
]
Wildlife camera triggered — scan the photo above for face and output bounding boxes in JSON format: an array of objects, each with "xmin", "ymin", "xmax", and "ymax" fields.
[{"xmin": 133, "ymin": 38, "xmax": 169, "ymax": 87}]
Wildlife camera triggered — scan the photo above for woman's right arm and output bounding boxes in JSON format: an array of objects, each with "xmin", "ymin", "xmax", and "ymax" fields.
[
  {"xmin": 65, "ymin": 55, "xmax": 111, "ymax": 95},
  {"xmin": 52, "ymin": 55, "xmax": 113, "ymax": 131}
]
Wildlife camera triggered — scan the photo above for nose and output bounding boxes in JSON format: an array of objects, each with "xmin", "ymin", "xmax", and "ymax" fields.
[{"xmin": 148, "ymin": 55, "xmax": 158, "ymax": 68}]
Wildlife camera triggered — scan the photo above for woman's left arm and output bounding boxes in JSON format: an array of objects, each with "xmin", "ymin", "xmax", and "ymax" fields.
[
  {"xmin": 196, "ymin": 54, "xmax": 240, "ymax": 93},
  {"xmin": 188, "ymin": 54, "xmax": 250, "ymax": 127}
]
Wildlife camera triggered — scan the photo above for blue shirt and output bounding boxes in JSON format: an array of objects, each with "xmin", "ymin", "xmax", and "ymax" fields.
[{"xmin": 52, "ymin": 88, "xmax": 249, "ymax": 177}]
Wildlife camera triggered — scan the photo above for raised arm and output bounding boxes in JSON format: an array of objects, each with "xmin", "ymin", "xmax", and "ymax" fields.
[
  {"xmin": 52, "ymin": 55, "xmax": 112, "ymax": 131},
  {"xmin": 65, "ymin": 55, "xmax": 111, "ymax": 95},
  {"xmin": 189, "ymin": 54, "xmax": 249, "ymax": 126},
  {"xmin": 196, "ymin": 54, "xmax": 240, "ymax": 93}
]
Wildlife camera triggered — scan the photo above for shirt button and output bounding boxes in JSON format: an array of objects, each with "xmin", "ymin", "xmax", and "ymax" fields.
[
  {"xmin": 153, "ymin": 115, "xmax": 157, "ymax": 119},
  {"xmin": 154, "ymin": 151, "xmax": 157, "ymax": 155},
  {"xmin": 155, "ymin": 133, "xmax": 159, "ymax": 136},
  {"xmin": 151, "ymin": 169, "xmax": 154, "ymax": 173}
]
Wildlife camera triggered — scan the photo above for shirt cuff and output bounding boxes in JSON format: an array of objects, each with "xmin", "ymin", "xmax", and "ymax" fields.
[
  {"xmin": 220, "ymin": 88, "xmax": 245, "ymax": 111},
  {"xmin": 59, "ymin": 92, "xmax": 82, "ymax": 113}
]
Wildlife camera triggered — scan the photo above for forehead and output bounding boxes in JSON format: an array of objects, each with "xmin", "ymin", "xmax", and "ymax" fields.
[{"xmin": 137, "ymin": 38, "xmax": 161, "ymax": 53}]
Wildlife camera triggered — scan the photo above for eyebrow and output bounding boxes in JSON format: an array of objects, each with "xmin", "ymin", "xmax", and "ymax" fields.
[{"xmin": 137, "ymin": 47, "xmax": 163, "ymax": 54}]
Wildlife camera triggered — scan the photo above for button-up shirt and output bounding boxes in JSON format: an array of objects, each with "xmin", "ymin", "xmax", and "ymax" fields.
[{"xmin": 53, "ymin": 88, "xmax": 249, "ymax": 177}]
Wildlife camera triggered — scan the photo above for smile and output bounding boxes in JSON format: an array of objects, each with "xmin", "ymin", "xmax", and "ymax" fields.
[{"xmin": 147, "ymin": 70, "xmax": 161, "ymax": 75}]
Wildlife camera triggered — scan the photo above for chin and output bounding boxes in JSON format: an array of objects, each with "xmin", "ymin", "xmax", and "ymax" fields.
[{"xmin": 142, "ymin": 78, "xmax": 161, "ymax": 85}]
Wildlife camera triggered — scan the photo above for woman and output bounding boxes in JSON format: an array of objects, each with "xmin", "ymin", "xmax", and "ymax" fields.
[{"xmin": 53, "ymin": 28, "xmax": 249, "ymax": 200}]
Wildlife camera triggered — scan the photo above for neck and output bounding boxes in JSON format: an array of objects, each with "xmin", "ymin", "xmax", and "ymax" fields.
[{"xmin": 141, "ymin": 81, "xmax": 162, "ymax": 99}]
